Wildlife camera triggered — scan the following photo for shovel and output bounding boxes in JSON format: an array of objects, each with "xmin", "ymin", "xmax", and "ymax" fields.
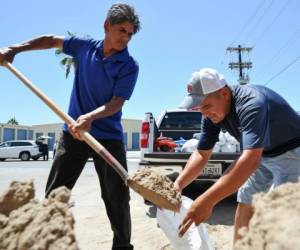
[{"xmin": 3, "ymin": 62, "xmax": 181, "ymax": 212}]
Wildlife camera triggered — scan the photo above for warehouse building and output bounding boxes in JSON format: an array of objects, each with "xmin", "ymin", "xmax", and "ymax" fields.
[{"xmin": 0, "ymin": 118, "xmax": 141, "ymax": 151}]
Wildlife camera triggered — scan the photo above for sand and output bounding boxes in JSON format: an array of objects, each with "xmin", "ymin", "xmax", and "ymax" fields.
[
  {"xmin": 0, "ymin": 180, "xmax": 78, "ymax": 250},
  {"xmin": 235, "ymin": 180, "xmax": 300, "ymax": 250},
  {"xmin": 129, "ymin": 168, "xmax": 181, "ymax": 212},
  {"xmin": 205, "ymin": 224, "xmax": 233, "ymax": 250}
]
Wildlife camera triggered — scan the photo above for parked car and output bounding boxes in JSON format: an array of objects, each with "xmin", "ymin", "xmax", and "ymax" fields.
[{"xmin": 0, "ymin": 140, "xmax": 42, "ymax": 161}]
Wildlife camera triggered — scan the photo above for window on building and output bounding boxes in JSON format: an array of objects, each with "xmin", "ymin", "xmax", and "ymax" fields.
[
  {"xmin": 17, "ymin": 129, "xmax": 27, "ymax": 140},
  {"xmin": 28, "ymin": 130, "xmax": 34, "ymax": 140},
  {"xmin": 132, "ymin": 132, "xmax": 140, "ymax": 150},
  {"xmin": 3, "ymin": 128, "xmax": 15, "ymax": 142},
  {"xmin": 123, "ymin": 132, "xmax": 128, "ymax": 150}
]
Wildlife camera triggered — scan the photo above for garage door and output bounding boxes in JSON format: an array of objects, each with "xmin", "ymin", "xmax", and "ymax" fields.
[
  {"xmin": 132, "ymin": 133, "xmax": 140, "ymax": 150},
  {"xmin": 3, "ymin": 128, "xmax": 15, "ymax": 141}
]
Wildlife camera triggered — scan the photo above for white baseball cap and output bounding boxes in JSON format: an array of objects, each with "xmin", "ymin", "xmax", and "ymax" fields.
[{"xmin": 179, "ymin": 68, "xmax": 227, "ymax": 109}]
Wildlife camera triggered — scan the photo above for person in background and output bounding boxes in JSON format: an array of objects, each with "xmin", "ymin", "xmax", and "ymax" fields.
[
  {"xmin": 175, "ymin": 68, "xmax": 300, "ymax": 245},
  {"xmin": 0, "ymin": 3, "xmax": 141, "ymax": 249},
  {"xmin": 52, "ymin": 140, "xmax": 58, "ymax": 159},
  {"xmin": 41, "ymin": 142, "xmax": 49, "ymax": 161}
]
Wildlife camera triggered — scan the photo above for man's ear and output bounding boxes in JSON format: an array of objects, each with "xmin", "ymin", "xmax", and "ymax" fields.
[
  {"xmin": 104, "ymin": 20, "xmax": 110, "ymax": 33},
  {"xmin": 223, "ymin": 87, "xmax": 231, "ymax": 101}
]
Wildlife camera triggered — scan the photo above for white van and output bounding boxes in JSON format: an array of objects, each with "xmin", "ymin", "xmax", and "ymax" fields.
[{"xmin": 0, "ymin": 140, "xmax": 42, "ymax": 161}]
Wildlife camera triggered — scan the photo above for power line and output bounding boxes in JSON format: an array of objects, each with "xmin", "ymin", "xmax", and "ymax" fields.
[
  {"xmin": 255, "ymin": 27, "xmax": 300, "ymax": 80},
  {"xmin": 253, "ymin": 0, "xmax": 291, "ymax": 47},
  {"xmin": 264, "ymin": 55, "xmax": 300, "ymax": 86},
  {"xmin": 220, "ymin": 0, "xmax": 267, "ymax": 66},
  {"xmin": 245, "ymin": 0, "xmax": 275, "ymax": 43},
  {"xmin": 230, "ymin": 0, "xmax": 268, "ymax": 46}
]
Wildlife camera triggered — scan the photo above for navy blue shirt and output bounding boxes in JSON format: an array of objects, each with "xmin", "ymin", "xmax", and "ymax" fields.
[
  {"xmin": 197, "ymin": 85, "xmax": 300, "ymax": 157},
  {"xmin": 62, "ymin": 37, "xmax": 139, "ymax": 141}
]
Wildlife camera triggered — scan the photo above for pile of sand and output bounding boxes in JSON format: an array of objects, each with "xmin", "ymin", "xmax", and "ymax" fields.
[
  {"xmin": 129, "ymin": 168, "xmax": 181, "ymax": 211},
  {"xmin": 235, "ymin": 181, "xmax": 300, "ymax": 250},
  {"xmin": 0, "ymin": 180, "xmax": 78, "ymax": 250},
  {"xmin": 205, "ymin": 224, "xmax": 232, "ymax": 250}
]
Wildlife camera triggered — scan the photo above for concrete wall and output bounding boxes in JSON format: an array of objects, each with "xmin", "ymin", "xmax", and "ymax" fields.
[{"xmin": 121, "ymin": 118, "xmax": 142, "ymax": 150}]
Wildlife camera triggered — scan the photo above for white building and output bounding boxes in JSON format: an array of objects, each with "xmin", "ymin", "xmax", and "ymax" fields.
[{"xmin": 0, "ymin": 118, "xmax": 141, "ymax": 151}]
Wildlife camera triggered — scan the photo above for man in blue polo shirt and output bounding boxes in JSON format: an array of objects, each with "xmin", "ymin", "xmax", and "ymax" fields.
[
  {"xmin": 175, "ymin": 68, "xmax": 300, "ymax": 244},
  {"xmin": 0, "ymin": 3, "xmax": 140, "ymax": 249}
]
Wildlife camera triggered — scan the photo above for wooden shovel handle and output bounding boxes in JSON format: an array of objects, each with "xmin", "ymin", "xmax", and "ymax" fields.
[
  {"xmin": 4, "ymin": 62, "xmax": 129, "ymax": 182},
  {"xmin": 178, "ymin": 218, "xmax": 193, "ymax": 237}
]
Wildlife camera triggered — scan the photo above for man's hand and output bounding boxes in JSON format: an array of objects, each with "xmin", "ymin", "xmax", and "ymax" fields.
[
  {"xmin": 173, "ymin": 180, "xmax": 182, "ymax": 193},
  {"xmin": 68, "ymin": 114, "xmax": 93, "ymax": 140},
  {"xmin": 178, "ymin": 195, "xmax": 214, "ymax": 237},
  {"xmin": 0, "ymin": 47, "xmax": 16, "ymax": 66}
]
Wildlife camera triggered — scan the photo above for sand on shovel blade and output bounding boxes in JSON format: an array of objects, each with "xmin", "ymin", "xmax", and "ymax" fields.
[{"xmin": 128, "ymin": 168, "xmax": 181, "ymax": 212}]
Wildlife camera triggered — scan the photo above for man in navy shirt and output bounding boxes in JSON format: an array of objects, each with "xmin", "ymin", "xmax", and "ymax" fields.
[
  {"xmin": 0, "ymin": 3, "xmax": 140, "ymax": 249},
  {"xmin": 175, "ymin": 68, "xmax": 300, "ymax": 243}
]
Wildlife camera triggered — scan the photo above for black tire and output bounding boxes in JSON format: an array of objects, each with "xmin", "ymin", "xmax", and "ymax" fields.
[
  {"xmin": 20, "ymin": 152, "xmax": 30, "ymax": 161},
  {"xmin": 160, "ymin": 145, "xmax": 170, "ymax": 152},
  {"xmin": 0, "ymin": 158, "xmax": 6, "ymax": 161}
]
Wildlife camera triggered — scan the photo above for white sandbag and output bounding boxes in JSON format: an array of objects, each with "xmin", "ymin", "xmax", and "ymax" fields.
[
  {"xmin": 157, "ymin": 196, "xmax": 214, "ymax": 250},
  {"xmin": 224, "ymin": 132, "xmax": 239, "ymax": 146},
  {"xmin": 212, "ymin": 143, "xmax": 220, "ymax": 152},
  {"xmin": 181, "ymin": 139, "xmax": 199, "ymax": 152},
  {"xmin": 219, "ymin": 143, "xmax": 237, "ymax": 153},
  {"xmin": 217, "ymin": 132, "xmax": 226, "ymax": 146}
]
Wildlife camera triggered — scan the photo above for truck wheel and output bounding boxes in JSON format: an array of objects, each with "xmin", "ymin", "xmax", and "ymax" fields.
[{"xmin": 20, "ymin": 152, "xmax": 30, "ymax": 161}]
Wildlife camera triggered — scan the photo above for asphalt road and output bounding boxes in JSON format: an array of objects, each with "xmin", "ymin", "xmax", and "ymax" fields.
[
  {"xmin": 0, "ymin": 152, "xmax": 237, "ymax": 249},
  {"xmin": 0, "ymin": 153, "xmax": 237, "ymax": 226}
]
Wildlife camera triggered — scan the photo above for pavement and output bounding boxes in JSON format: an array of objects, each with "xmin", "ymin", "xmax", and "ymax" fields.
[
  {"xmin": 0, "ymin": 151, "xmax": 174, "ymax": 249},
  {"xmin": 0, "ymin": 151, "xmax": 236, "ymax": 249}
]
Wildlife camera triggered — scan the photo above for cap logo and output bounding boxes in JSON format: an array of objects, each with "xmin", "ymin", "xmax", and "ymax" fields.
[{"xmin": 187, "ymin": 84, "xmax": 193, "ymax": 93}]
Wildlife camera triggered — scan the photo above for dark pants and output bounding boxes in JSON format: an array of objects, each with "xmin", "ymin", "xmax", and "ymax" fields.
[
  {"xmin": 43, "ymin": 151, "xmax": 49, "ymax": 161},
  {"xmin": 45, "ymin": 132, "xmax": 133, "ymax": 250}
]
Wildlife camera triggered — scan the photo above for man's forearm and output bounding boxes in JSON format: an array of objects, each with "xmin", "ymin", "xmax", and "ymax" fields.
[
  {"xmin": 202, "ymin": 148, "xmax": 263, "ymax": 205},
  {"xmin": 176, "ymin": 149, "xmax": 212, "ymax": 190},
  {"xmin": 9, "ymin": 35, "xmax": 64, "ymax": 54},
  {"xmin": 89, "ymin": 96, "xmax": 125, "ymax": 120}
]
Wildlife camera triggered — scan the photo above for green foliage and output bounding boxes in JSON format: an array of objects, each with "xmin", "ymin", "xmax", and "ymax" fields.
[
  {"xmin": 55, "ymin": 31, "xmax": 76, "ymax": 79},
  {"xmin": 55, "ymin": 31, "xmax": 91, "ymax": 78},
  {"xmin": 7, "ymin": 117, "xmax": 19, "ymax": 125}
]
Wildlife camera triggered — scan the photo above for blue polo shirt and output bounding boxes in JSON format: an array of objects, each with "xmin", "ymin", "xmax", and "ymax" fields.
[
  {"xmin": 62, "ymin": 37, "xmax": 139, "ymax": 141},
  {"xmin": 197, "ymin": 85, "xmax": 300, "ymax": 157}
]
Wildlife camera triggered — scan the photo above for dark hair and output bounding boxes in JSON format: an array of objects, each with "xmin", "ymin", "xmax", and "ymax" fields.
[{"xmin": 106, "ymin": 3, "xmax": 141, "ymax": 34}]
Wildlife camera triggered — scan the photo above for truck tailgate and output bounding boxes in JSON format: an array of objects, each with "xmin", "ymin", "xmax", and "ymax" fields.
[{"xmin": 141, "ymin": 152, "xmax": 240, "ymax": 164}]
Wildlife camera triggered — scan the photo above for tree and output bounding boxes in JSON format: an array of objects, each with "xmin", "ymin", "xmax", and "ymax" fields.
[
  {"xmin": 55, "ymin": 31, "xmax": 76, "ymax": 79},
  {"xmin": 55, "ymin": 31, "xmax": 90, "ymax": 78},
  {"xmin": 7, "ymin": 117, "xmax": 19, "ymax": 125}
]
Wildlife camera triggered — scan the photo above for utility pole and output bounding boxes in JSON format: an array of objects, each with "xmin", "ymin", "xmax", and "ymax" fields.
[{"xmin": 227, "ymin": 45, "xmax": 252, "ymax": 85}]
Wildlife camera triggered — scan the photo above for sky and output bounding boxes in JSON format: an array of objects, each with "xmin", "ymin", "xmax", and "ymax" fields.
[{"xmin": 1, "ymin": 0, "xmax": 300, "ymax": 125}]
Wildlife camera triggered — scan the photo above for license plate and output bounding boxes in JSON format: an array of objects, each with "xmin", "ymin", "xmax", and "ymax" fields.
[{"xmin": 201, "ymin": 163, "xmax": 222, "ymax": 177}]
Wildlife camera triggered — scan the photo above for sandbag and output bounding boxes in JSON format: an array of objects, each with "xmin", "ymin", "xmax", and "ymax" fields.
[{"xmin": 157, "ymin": 196, "xmax": 214, "ymax": 250}]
